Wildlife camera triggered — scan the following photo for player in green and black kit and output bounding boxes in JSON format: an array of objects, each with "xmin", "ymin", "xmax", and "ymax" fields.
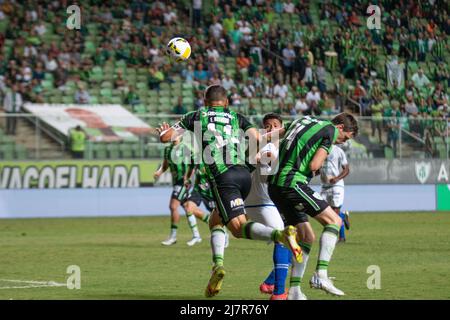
[
  {"xmin": 269, "ymin": 113, "xmax": 358, "ymax": 297},
  {"xmin": 181, "ymin": 163, "xmax": 229, "ymax": 247},
  {"xmin": 154, "ymin": 136, "xmax": 196, "ymax": 246},
  {"xmin": 158, "ymin": 85, "xmax": 301, "ymax": 298}
]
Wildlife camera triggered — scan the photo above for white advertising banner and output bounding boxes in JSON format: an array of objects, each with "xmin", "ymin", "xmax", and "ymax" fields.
[{"xmin": 23, "ymin": 103, "xmax": 152, "ymax": 142}]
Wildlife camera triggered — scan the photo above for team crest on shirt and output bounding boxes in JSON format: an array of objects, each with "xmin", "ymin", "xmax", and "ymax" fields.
[{"xmin": 295, "ymin": 203, "xmax": 305, "ymax": 211}]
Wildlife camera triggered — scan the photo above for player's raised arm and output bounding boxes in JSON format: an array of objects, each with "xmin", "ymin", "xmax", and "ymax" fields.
[{"xmin": 159, "ymin": 111, "xmax": 197, "ymax": 143}]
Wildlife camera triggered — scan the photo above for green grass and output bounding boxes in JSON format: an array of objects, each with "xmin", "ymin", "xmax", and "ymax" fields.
[{"xmin": 0, "ymin": 212, "xmax": 449, "ymax": 300}]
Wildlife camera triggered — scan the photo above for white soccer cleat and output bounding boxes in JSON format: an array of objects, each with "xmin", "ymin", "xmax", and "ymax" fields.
[
  {"xmin": 288, "ymin": 287, "xmax": 307, "ymax": 300},
  {"xmin": 310, "ymin": 272, "xmax": 345, "ymax": 296},
  {"xmin": 161, "ymin": 237, "xmax": 177, "ymax": 246},
  {"xmin": 186, "ymin": 237, "xmax": 202, "ymax": 246}
]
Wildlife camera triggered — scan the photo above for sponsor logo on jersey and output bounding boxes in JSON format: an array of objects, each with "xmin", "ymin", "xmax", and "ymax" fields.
[{"xmin": 230, "ymin": 198, "xmax": 244, "ymax": 208}]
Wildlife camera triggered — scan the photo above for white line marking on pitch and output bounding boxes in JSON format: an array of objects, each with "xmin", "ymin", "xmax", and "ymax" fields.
[{"xmin": 0, "ymin": 279, "xmax": 66, "ymax": 290}]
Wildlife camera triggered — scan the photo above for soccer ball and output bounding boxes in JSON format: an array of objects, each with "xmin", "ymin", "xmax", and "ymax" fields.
[{"xmin": 166, "ymin": 37, "xmax": 191, "ymax": 62}]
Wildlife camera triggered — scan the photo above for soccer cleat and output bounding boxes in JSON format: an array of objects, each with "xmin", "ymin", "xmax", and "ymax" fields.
[
  {"xmin": 288, "ymin": 286, "xmax": 307, "ymax": 300},
  {"xmin": 343, "ymin": 211, "xmax": 350, "ymax": 230},
  {"xmin": 310, "ymin": 272, "xmax": 345, "ymax": 296},
  {"xmin": 205, "ymin": 265, "xmax": 226, "ymax": 298},
  {"xmin": 259, "ymin": 282, "xmax": 274, "ymax": 295},
  {"xmin": 186, "ymin": 237, "xmax": 202, "ymax": 246},
  {"xmin": 161, "ymin": 237, "xmax": 177, "ymax": 246},
  {"xmin": 278, "ymin": 226, "xmax": 303, "ymax": 263},
  {"xmin": 270, "ymin": 292, "xmax": 287, "ymax": 300}
]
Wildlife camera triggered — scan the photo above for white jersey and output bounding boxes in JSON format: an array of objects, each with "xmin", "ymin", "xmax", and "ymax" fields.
[
  {"xmin": 320, "ymin": 145, "xmax": 348, "ymax": 188},
  {"xmin": 245, "ymin": 143, "xmax": 284, "ymax": 229},
  {"xmin": 245, "ymin": 143, "xmax": 278, "ymax": 207}
]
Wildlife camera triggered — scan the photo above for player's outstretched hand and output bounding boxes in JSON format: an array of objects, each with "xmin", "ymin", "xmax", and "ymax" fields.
[{"xmin": 156, "ymin": 122, "xmax": 171, "ymax": 135}]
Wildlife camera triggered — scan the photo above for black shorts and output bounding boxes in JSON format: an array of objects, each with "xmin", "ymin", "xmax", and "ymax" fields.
[
  {"xmin": 209, "ymin": 166, "xmax": 252, "ymax": 225},
  {"xmin": 183, "ymin": 188, "xmax": 216, "ymax": 212},
  {"xmin": 171, "ymin": 184, "xmax": 189, "ymax": 202},
  {"xmin": 268, "ymin": 183, "xmax": 329, "ymax": 226}
]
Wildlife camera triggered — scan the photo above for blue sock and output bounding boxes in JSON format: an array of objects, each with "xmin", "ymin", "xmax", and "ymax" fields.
[
  {"xmin": 273, "ymin": 243, "xmax": 290, "ymax": 295},
  {"xmin": 263, "ymin": 270, "xmax": 275, "ymax": 286},
  {"xmin": 339, "ymin": 212, "xmax": 346, "ymax": 239}
]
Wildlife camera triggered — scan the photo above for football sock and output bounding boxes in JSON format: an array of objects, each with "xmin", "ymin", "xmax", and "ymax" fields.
[
  {"xmin": 339, "ymin": 212, "xmax": 346, "ymax": 239},
  {"xmin": 273, "ymin": 243, "xmax": 290, "ymax": 295},
  {"xmin": 186, "ymin": 213, "xmax": 200, "ymax": 238},
  {"xmin": 170, "ymin": 224, "xmax": 178, "ymax": 239},
  {"xmin": 201, "ymin": 212, "xmax": 210, "ymax": 224},
  {"xmin": 241, "ymin": 221, "xmax": 276, "ymax": 241},
  {"xmin": 316, "ymin": 224, "xmax": 340, "ymax": 278},
  {"xmin": 263, "ymin": 270, "xmax": 275, "ymax": 286},
  {"xmin": 211, "ymin": 226, "xmax": 226, "ymax": 267},
  {"xmin": 290, "ymin": 241, "xmax": 311, "ymax": 287}
]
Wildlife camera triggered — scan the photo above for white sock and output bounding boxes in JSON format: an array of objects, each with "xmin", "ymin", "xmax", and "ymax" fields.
[
  {"xmin": 186, "ymin": 214, "xmax": 200, "ymax": 238},
  {"xmin": 317, "ymin": 224, "xmax": 339, "ymax": 278},
  {"xmin": 243, "ymin": 221, "xmax": 275, "ymax": 241},
  {"xmin": 210, "ymin": 226, "xmax": 226, "ymax": 266},
  {"xmin": 170, "ymin": 226, "xmax": 177, "ymax": 239},
  {"xmin": 291, "ymin": 251, "xmax": 310, "ymax": 287}
]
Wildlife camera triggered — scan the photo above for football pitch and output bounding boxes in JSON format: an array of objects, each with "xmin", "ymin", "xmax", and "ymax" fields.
[{"xmin": 0, "ymin": 212, "xmax": 449, "ymax": 300}]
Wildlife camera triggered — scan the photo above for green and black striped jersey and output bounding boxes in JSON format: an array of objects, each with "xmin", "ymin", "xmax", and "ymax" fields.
[
  {"xmin": 179, "ymin": 106, "xmax": 254, "ymax": 178},
  {"xmin": 164, "ymin": 141, "xmax": 190, "ymax": 186},
  {"xmin": 271, "ymin": 116, "xmax": 338, "ymax": 187},
  {"xmin": 194, "ymin": 163, "xmax": 214, "ymax": 200}
]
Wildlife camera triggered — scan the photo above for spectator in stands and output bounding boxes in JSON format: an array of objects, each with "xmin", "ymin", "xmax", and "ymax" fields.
[
  {"xmin": 295, "ymin": 94, "xmax": 309, "ymax": 115},
  {"xmin": 371, "ymin": 97, "xmax": 384, "ymax": 144},
  {"xmin": 352, "ymin": 80, "xmax": 369, "ymax": 115},
  {"xmin": 315, "ymin": 60, "xmax": 327, "ymax": 93},
  {"xmin": 306, "ymin": 86, "xmax": 321, "ymax": 115},
  {"xmin": 404, "ymin": 92, "xmax": 419, "ymax": 116},
  {"xmin": 181, "ymin": 64, "xmax": 195, "ymax": 85},
  {"xmin": 247, "ymin": 100, "xmax": 257, "ymax": 116},
  {"xmin": 74, "ymin": 83, "xmax": 91, "ymax": 104},
  {"xmin": 194, "ymin": 91, "xmax": 204, "ymax": 110},
  {"xmin": 124, "ymin": 86, "xmax": 141, "ymax": 108},
  {"xmin": 172, "ymin": 96, "xmax": 187, "ymax": 115},
  {"xmin": 283, "ymin": 0, "xmax": 295, "ymax": 14},
  {"xmin": 228, "ymin": 86, "xmax": 242, "ymax": 108},
  {"xmin": 193, "ymin": 63, "xmax": 209, "ymax": 84},
  {"xmin": 222, "ymin": 74, "xmax": 236, "ymax": 91},
  {"xmin": 303, "ymin": 61, "xmax": 314, "ymax": 89},
  {"xmin": 318, "ymin": 92, "xmax": 336, "ymax": 115},
  {"xmin": 411, "ymin": 68, "xmax": 431, "ymax": 89},
  {"xmin": 69, "ymin": 125, "xmax": 86, "ymax": 159},
  {"xmin": 114, "ymin": 70, "xmax": 128, "ymax": 92},
  {"xmin": 3, "ymin": 82, "xmax": 23, "ymax": 135},
  {"xmin": 335, "ymin": 74, "xmax": 348, "ymax": 112},
  {"xmin": 192, "ymin": 0, "xmax": 202, "ymax": 28},
  {"xmin": 242, "ymin": 79, "xmax": 256, "ymax": 99},
  {"xmin": 273, "ymin": 80, "xmax": 289, "ymax": 100},
  {"xmin": 236, "ymin": 51, "xmax": 250, "ymax": 77},
  {"xmin": 386, "ymin": 102, "xmax": 401, "ymax": 157},
  {"xmin": 148, "ymin": 66, "xmax": 165, "ymax": 90},
  {"xmin": 282, "ymin": 43, "xmax": 296, "ymax": 82}
]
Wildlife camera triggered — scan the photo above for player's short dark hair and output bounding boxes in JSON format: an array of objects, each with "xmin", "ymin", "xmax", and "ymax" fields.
[
  {"xmin": 262, "ymin": 113, "xmax": 283, "ymax": 125},
  {"xmin": 204, "ymin": 85, "xmax": 227, "ymax": 102},
  {"xmin": 331, "ymin": 112, "xmax": 358, "ymax": 137}
]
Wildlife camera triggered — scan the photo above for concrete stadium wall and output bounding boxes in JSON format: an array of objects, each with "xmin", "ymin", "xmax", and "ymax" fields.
[{"xmin": 0, "ymin": 185, "xmax": 438, "ymax": 218}]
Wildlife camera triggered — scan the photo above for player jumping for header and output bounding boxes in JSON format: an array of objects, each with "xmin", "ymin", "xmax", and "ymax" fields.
[
  {"xmin": 158, "ymin": 85, "xmax": 302, "ymax": 298},
  {"xmin": 269, "ymin": 113, "xmax": 358, "ymax": 296}
]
